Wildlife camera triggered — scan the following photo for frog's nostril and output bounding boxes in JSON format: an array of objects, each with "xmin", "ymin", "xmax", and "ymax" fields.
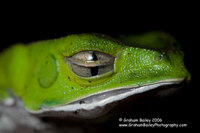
[{"xmin": 154, "ymin": 53, "xmax": 163, "ymax": 61}]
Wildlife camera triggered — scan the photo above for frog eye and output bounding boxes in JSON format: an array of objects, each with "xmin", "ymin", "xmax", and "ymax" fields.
[{"xmin": 65, "ymin": 51, "xmax": 115, "ymax": 77}]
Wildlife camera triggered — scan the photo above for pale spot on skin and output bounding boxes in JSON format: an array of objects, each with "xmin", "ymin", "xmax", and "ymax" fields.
[{"xmin": 37, "ymin": 54, "xmax": 58, "ymax": 88}]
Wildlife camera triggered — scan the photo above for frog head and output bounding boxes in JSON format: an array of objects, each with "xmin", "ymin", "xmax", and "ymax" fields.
[{"xmin": 25, "ymin": 32, "xmax": 190, "ymax": 119}]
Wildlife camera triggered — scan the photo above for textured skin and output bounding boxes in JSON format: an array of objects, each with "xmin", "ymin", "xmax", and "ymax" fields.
[{"xmin": 0, "ymin": 32, "xmax": 190, "ymax": 110}]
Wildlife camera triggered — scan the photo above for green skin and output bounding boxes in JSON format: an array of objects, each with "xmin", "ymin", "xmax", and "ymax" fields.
[{"xmin": 0, "ymin": 31, "xmax": 190, "ymax": 111}]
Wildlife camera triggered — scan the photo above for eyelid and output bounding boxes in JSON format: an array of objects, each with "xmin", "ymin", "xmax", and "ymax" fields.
[{"xmin": 65, "ymin": 57, "xmax": 114, "ymax": 67}]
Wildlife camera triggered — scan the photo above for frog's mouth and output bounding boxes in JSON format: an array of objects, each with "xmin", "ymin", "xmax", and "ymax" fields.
[{"xmin": 31, "ymin": 78, "xmax": 185, "ymax": 119}]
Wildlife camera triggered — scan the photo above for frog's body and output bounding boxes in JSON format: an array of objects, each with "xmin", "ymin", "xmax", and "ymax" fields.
[{"xmin": 0, "ymin": 31, "xmax": 190, "ymax": 119}]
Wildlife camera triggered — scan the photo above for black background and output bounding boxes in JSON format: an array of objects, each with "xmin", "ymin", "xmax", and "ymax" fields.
[{"xmin": 0, "ymin": 4, "xmax": 198, "ymax": 132}]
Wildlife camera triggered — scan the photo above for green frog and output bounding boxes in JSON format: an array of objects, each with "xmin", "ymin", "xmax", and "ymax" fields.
[{"xmin": 0, "ymin": 31, "xmax": 190, "ymax": 119}]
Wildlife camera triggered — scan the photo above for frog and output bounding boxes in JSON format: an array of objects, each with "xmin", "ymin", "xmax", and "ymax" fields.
[{"xmin": 0, "ymin": 31, "xmax": 190, "ymax": 119}]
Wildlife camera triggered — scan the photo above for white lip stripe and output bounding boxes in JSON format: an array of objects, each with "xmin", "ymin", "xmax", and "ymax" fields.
[{"xmin": 31, "ymin": 80, "xmax": 179, "ymax": 114}]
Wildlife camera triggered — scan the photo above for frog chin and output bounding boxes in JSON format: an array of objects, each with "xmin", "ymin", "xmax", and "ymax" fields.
[{"xmin": 30, "ymin": 78, "xmax": 184, "ymax": 119}]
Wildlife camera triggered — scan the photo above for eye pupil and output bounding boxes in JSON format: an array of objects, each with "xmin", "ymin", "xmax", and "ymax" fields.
[
  {"xmin": 90, "ymin": 66, "xmax": 99, "ymax": 76},
  {"xmin": 91, "ymin": 51, "xmax": 98, "ymax": 60},
  {"xmin": 90, "ymin": 52, "xmax": 99, "ymax": 76}
]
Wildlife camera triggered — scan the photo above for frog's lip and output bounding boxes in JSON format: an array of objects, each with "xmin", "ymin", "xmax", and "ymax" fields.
[{"xmin": 30, "ymin": 78, "xmax": 185, "ymax": 118}]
